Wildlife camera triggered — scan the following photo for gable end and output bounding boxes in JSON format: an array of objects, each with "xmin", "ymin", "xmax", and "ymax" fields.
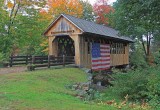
[{"xmin": 43, "ymin": 14, "xmax": 83, "ymax": 36}]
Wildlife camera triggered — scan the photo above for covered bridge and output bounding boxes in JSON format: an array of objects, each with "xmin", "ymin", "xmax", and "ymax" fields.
[{"xmin": 43, "ymin": 14, "xmax": 133, "ymax": 70}]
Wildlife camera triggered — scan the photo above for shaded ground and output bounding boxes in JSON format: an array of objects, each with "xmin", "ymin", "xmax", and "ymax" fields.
[{"xmin": 0, "ymin": 66, "xmax": 27, "ymax": 74}]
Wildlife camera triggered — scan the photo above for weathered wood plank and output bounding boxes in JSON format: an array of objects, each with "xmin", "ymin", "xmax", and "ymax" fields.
[
  {"xmin": 45, "ymin": 16, "xmax": 82, "ymax": 36},
  {"xmin": 70, "ymin": 35, "xmax": 81, "ymax": 66}
]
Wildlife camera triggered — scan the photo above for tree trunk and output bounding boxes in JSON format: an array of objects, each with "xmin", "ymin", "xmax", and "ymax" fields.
[
  {"xmin": 141, "ymin": 37, "xmax": 147, "ymax": 56},
  {"xmin": 146, "ymin": 33, "xmax": 154, "ymax": 65}
]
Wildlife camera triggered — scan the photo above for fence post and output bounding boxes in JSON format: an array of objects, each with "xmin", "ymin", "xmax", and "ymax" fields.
[
  {"xmin": 48, "ymin": 55, "xmax": 50, "ymax": 68},
  {"xmin": 63, "ymin": 55, "xmax": 65, "ymax": 67},
  {"xmin": 10, "ymin": 56, "xmax": 13, "ymax": 67},
  {"xmin": 41, "ymin": 56, "xmax": 43, "ymax": 64},
  {"xmin": 32, "ymin": 56, "xmax": 35, "ymax": 64},
  {"xmin": 32, "ymin": 56, "xmax": 35, "ymax": 70},
  {"xmin": 26, "ymin": 55, "xmax": 28, "ymax": 65}
]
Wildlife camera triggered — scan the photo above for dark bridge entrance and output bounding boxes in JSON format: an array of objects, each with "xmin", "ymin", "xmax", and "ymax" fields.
[{"xmin": 56, "ymin": 35, "xmax": 75, "ymax": 56}]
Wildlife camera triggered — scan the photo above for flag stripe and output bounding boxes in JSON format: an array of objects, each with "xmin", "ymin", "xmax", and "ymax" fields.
[
  {"xmin": 91, "ymin": 43, "xmax": 110, "ymax": 71},
  {"xmin": 92, "ymin": 59, "xmax": 110, "ymax": 62},
  {"xmin": 92, "ymin": 61, "xmax": 110, "ymax": 65}
]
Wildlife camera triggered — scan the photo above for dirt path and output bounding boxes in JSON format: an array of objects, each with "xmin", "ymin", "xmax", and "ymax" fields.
[{"xmin": 0, "ymin": 66, "xmax": 27, "ymax": 75}]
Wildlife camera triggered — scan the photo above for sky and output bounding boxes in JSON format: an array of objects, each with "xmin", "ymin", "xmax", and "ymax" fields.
[{"xmin": 83, "ymin": 0, "xmax": 117, "ymax": 5}]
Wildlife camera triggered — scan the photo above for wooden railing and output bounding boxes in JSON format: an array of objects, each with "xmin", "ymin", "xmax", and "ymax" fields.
[
  {"xmin": 9, "ymin": 55, "xmax": 75, "ymax": 70},
  {"xmin": 9, "ymin": 55, "xmax": 32, "ymax": 67}
]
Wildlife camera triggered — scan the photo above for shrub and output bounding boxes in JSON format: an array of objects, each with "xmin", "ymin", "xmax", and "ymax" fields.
[
  {"xmin": 105, "ymin": 66, "xmax": 160, "ymax": 109},
  {"xmin": 0, "ymin": 52, "xmax": 4, "ymax": 63},
  {"xmin": 154, "ymin": 50, "xmax": 160, "ymax": 65},
  {"xmin": 146, "ymin": 68, "xmax": 160, "ymax": 109},
  {"xmin": 107, "ymin": 69, "xmax": 148, "ymax": 101},
  {"xmin": 130, "ymin": 47, "xmax": 148, "ymax": 68}
]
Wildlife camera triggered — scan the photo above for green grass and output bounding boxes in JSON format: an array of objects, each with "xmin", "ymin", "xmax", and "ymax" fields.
[{"xmin": 0, "ymin": 68, "xmax": 115, "ymax": 110}]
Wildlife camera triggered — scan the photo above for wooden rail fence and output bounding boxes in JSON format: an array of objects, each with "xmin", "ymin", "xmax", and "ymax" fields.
[
  {"xmin": 9, "ymin": 55, "xmax": 32, "ymax": 67},
  {"xmin": 9, "ymin": 55, "xmax": 75, "ymax": 70}
]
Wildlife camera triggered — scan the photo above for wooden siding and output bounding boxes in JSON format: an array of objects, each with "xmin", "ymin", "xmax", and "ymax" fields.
[
  {"xmin": 45, "ymin": 16, "xmax": 82, "ymax": 36},
  {"xmin": 70, "ymin": 35, "xmax": 81, "ymax": 66},
  {"xmin": 48, "ymin": 35, "xmax": 129, "ymax": 68},
  {"xmin": 108, "ymin": 44, "xmax": 129, "ymax": 66},
  {"xmin": 48, "ymin": 36, "xmax": 55, "ymax": 55},
  {"xmin": 79, "ymin": 36, "xmax": 129, "ymax": 68},
  {"xmin": 79, "ymin": 36, "xmax": 92, "ymax": 68},
  {"xmin": 111, "ymin": 44, "xmax": 129, "ymax": 66}
]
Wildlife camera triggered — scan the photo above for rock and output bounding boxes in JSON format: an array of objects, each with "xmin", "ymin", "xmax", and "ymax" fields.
[
  {"xmin": 85, "ymin": 69, "xmax": 91, "ymax": 73},
  {"xmin": 83, "ymin": 86, "xmax": 89, "ymax": 91},
  {"xmin": 92, "ymin": 73, "xmax": 113, "ymax": 87},
  {"xmin": 97, "ymin": 81, "xmax": 102, "ymax": 86},
  {"xmin": 88, "ymin": 75, "xmax": 92, "ymax": 80},
  {"xmin": 72, "ymin": 84, "xmax": 78, "ymax": 90},
  {"xmin": 76, "ymin": 90, "xmax": 87, "ymax": 96}
]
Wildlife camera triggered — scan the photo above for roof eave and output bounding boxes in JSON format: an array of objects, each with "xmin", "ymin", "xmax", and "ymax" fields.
[{"xmin": 83, "ymin": 32, "xmax": 134, "ymax": 43}]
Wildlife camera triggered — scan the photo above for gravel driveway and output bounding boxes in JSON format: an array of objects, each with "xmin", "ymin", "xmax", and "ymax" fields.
[{"xmin": 0, "ymin": 66, "xmax": 27, "ymax": 75}]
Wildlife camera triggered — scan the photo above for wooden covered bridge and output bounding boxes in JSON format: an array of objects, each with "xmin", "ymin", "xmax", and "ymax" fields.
[{"xmin": 43, "ymin": 14, "xmax": 133, "ymax": 70}]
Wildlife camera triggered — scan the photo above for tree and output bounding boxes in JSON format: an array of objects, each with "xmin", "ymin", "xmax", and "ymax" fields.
[
  {"xmin": 13, "ymin": 9, "xmax": 48, "ymax": 55},
  {"xmin": 93, "ymin": 0, "xmax": 114, "ymax": 25},
  {"xmin": 112, "ymin": 0, "xmax": 160, "ymax": 63},
  {"xmin": 80, "ymin": 0, "xmax": 95, "ymax": 22},
  {"xmin": 0, "ymin": 0, "xmax": 12, "ymax": 57},
  {"xmin": 42, "ymin": 0, "xmax": 83, "ymax": 20},
  {"xmin": 0, "ymin": 0, "xmax": 47, "ymax": 58}
]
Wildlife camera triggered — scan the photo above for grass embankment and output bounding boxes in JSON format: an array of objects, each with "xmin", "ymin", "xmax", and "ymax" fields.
[{"xmin": 0, "ymin": 68, "xmax": 114, "ymax": 110}]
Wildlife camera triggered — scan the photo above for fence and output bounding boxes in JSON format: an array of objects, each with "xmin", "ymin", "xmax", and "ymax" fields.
[
  {"xmin": 9, "ymin": 55, "xmax": 75, "ymax": 70},
  {"xmin": 9, "ymin": 55, "xmax": 32, "ymax": 67}
]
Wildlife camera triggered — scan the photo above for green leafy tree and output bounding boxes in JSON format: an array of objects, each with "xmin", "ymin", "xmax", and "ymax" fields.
[
  {"xmin": 80, "ymin": 0, "xmax": 95, "ymax": 22},
  {"xmin": 130, "ymin": 40, "xmax": 148, "ymax": 68},
  {"xmin": 0, "ymin": 0, "xmax": 47, "ymax": 58},
  {"xmin": 111, "ymin": 0, "xmax": 160, "ymax": 63},
  {"xmin": 0, "ymin": 0, "xmax": 11, "ymax": 58},
  {"xmin": 13, "ymin": 9, "xmax": 48, "ymax": 55}
]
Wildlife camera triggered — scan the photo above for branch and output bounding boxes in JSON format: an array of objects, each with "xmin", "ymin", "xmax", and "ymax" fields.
[
  {"xmin": 148, "ymin": 32, "xmax": 152, "ymax": 55},
  {"xmin": 11, "ymin": 0, "xmax": 21, "ymax": 24},
  {"xmin": 8, "ymin": 0, "xmax": 16, "ymax": 35}
]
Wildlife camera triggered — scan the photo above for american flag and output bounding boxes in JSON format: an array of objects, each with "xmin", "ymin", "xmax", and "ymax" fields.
[{"xmin": 91, "ymin": 43, "xmax": 110, "ymax": 71}]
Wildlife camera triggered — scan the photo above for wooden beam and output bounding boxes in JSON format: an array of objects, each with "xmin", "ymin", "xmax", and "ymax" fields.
[
  {"xmin": 48, "ymin": 36, "xmax": 56, "ymax": 55},
  {"xmin": 70, "ymin": 35, "xmax": 81, "ymax": 66}
]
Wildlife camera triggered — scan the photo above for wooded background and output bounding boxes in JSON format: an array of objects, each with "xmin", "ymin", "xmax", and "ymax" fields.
[{"xmin": 0, "ymin": 0, "xmax": 159, "ymax": 66}]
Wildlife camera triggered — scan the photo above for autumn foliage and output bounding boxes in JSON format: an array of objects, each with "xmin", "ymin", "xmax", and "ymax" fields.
[
  {"xmin": 40, "ymin": 0, "xmax": 83, "ymax": 20},
  {"xmin": 93, "ymin": 0, "xmax": 114, "ymax": 25}
]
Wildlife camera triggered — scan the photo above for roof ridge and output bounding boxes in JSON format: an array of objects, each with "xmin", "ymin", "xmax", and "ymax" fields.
[{"xmin": 62, "ymin": 13, "xmax": 116, "ymax": 31}]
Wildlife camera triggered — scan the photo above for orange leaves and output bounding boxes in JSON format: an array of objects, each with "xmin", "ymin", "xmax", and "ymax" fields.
[
  {"xmin": 94, "ymin": 0, "xmax": 114, "ymax": 25},
  {"xmin": 40, "ymin": 39, "xmax": 48, "ymax": 53},
  {"xmin": 42, "ymin": 0, "xmax": 83, "ymax": 19},
  {"xmin": 7, "ymin": 1, "xmax": 14, "ymax": 9},
  {"xmin": 39, "ymin": 9, "xmax": 52, "ymax": 21},
  {"xmin": 98, "ymin": 95, "xmax": 151, "ymax": 110}
]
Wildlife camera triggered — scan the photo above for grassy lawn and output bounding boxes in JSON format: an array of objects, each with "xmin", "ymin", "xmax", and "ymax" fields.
[{"xmin": 0, "ymin": 68, "xmax": 115, "ymax": 110}]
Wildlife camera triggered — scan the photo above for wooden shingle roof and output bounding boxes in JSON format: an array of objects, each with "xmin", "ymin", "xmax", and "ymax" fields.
[{"xmin": 44, "ymin": 14, "xmax": 134, "ymax": 43}]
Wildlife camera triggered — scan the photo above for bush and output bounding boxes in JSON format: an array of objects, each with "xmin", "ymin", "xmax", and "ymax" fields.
[
  {"xmin": 107, "ymin": 69, "xmax": 148, "ymax": 100},
  {"xmin": 0, "ymin": 53, "xmax": 4, "ymax": 63},
  {"xmin": 154, "ymin": 50, "xmax": 160, "ymax": 65},
  {"xmin": 147, "ymin": 68, "xmax": 160, "ymax": 109},
  {"xmin": 105, "ymin": 66, "xmax": 160, "ymax": 109},
  {"xmin": 130, "ymin": 47, "xmax": 148, "ymax": 68},
  {"xmin": 0, "ymin": 53, "xmax": 4, "ymax": 67}
]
